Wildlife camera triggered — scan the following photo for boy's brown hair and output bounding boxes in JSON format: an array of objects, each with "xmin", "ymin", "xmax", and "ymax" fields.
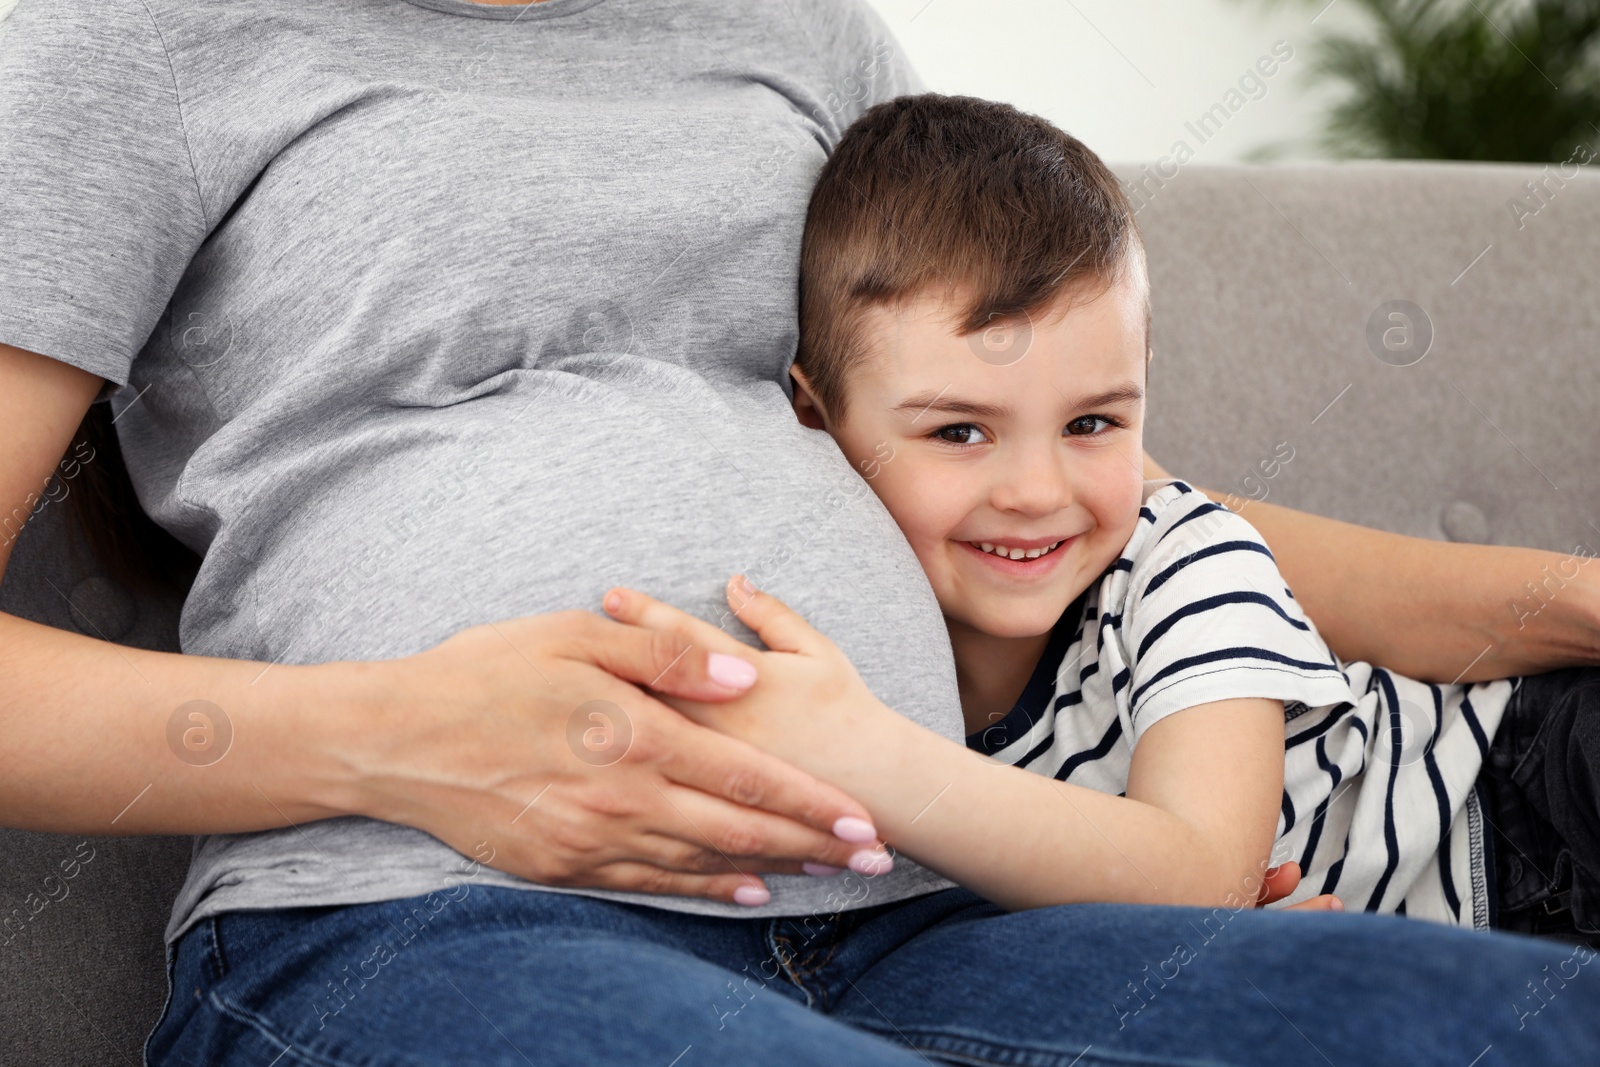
[{"xmin": 797, "ymin": 92, "xmax": 1148, "ymax": 421}]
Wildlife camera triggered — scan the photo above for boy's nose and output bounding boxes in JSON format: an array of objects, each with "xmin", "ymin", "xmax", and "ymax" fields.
[{"xmin": 991, "ymin": 448, "xmax": 1076, "ymax": 517}]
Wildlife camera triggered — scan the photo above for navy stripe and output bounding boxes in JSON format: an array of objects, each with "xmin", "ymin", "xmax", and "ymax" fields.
[
  {"xmin": 1156, "ymin": 500, "xmax": 1228, "ymax": 541},
  {"xmin": 1362, "ymin": 671, "xmax": 1406, "ymax": 911},
  {"xmin": 1426, "ymin": 751, "xmax": 1459, "ymax": 916},
  {"xmin": 1130, "ymin": 647, "xmax": 1343, "ymax": 708},
  {"xmin": 1423, "ymin": 685, "xmax": 1461, "ymax": 917},
  {"xmin": 1141, "ymin": 540, "xmax": 1277, "ymax": 599},
  {"xmin": 1013, "ymin": 730, "xmax": 1060, "ymax": 772},
  {"xmin": 1286, "ymin": 703, "xmax": 1354, "ymax": 751},
  {"xmin": 1053, "ymin": 717, "xmax": 1124, "ymax": 783},
  {"xmin": 1280, "ymin": 788, "xmax": 1296, "ymax": 834},
  {"xmin": 1319, "ymin": 848, "xmax": 1347, "ymax": 899},
  {"xmin": 1111, "ymin": 666, "xmax": 1130, "ymax": 695},
  {"xmin": 1460, "ymin": 689, "xmax": 1490, "ymax": 760},
  {"xmin": 1136, "ymin": 591, "xmax": 1310, "ymax": 661},
  {"xmin": 1297, "ymin": 735, "xmax": 1342, "ymax": 878}
]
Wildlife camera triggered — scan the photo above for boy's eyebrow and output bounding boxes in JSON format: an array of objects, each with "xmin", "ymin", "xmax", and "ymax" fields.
[{"xmin": 892, "ymin": 382, "xmax": 1144, "ymax": 421}]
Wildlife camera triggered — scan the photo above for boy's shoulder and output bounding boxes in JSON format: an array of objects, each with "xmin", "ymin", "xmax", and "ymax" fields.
[{"xmin": 1117, "ymin": 478, "xmax": 1274, "ymax": 576}]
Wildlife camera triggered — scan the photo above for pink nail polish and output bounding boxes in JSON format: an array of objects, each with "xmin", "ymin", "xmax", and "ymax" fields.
[
  {"xmin": 848, "ymin": 849, "xmax": 893, "ymax": 877},
  {"xmin": 733, "ymin": 884, "xmax": 771, "ymax": 906},
  {"xmin": 832, "ymin": 816, "xmax": 877, "ymax": 843},
  {"xmin": 707, "ymin": 653, "xmax": 758, "ymax": 690},
  {"xmin": 803, "ymin": 863, "xmax": 843, "ymax": 877}
]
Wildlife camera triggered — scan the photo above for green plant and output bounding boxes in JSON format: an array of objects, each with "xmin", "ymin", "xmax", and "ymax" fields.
[{"xmin": 1251, "ymin": 0, "xmax": 1600, "ymax": 161}]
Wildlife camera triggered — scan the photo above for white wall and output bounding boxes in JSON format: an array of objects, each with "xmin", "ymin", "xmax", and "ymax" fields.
[
  {"xmin": 864, "ymin": 0, "xmax": 1368, "ymax": 164},
  {"xmin": 0, "ymin": 0, "xmax": 1362, "ymax": 165}
]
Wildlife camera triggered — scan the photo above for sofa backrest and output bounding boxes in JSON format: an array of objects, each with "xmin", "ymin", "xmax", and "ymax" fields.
[
  {"xmin": 2, "ymin": 159, "xmax": 1597, "ymax": 1065},
  {"xmin": 1121, "ymin": 160, "xmax": 1599, "ymax": 556}
]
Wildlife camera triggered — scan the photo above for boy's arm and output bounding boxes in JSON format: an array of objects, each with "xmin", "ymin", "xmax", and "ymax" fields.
[
  {"xmin": 1141, "ymin": 450, "xmax": 1600, "ymax": 683},
  {"xmin": 604, "ymin": 582, "xmax": 1287, "ymax": 912},
  {"xmin": 830, "ymin": 694, "xmax": 1286, "ymax": 911}
]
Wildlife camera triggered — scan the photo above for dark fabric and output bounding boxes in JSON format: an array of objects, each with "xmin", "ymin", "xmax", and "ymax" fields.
[{"xmin": 1482, "ymin": 666, "xmax": 1600, "ymax": 950}]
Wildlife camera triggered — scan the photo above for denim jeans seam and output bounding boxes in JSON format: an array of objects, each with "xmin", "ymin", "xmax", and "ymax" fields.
[
  {"xmin": 851, "ymin": 1022, "xmax": 1238, "ymax": 1067},
  {"xmin": 766, "ymin": 926, "xmax": 821, "ymax": 1008},
  {"xmin": 204, "ymin": 988, "xmax": 388, "ymax": 1067},
  {"xmin": 206, "ymin": 916, "xmax": 229, "ymax": 983}
]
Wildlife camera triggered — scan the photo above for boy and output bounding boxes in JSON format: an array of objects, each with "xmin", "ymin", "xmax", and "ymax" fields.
[{"xmin": 609, "ymin": 93, "xmax": 1598, "ymax": 942}]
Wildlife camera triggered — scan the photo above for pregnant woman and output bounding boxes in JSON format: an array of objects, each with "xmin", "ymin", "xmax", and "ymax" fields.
[{"xmin": 2, "ymin": 1, "xmax": 1598, "ymax": 1064}]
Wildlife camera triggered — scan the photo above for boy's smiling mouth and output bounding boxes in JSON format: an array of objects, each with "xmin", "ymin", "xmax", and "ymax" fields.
[{"xmin": 959, "ymin": 535, "xmax": 1077, "ymax": 572}]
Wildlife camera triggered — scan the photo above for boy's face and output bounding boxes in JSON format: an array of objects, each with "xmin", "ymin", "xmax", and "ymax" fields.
[{"xmin": 797, "ymin": 271, "xmax": 1149, "ymax": 641}]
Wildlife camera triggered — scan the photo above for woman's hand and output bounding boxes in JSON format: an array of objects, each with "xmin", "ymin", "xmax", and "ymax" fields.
[
  {"xmin": 601, "ymin": 576, "xmax": 896, "ymax": 787},
  {"xmin": 342, "ymin": 607, "xmax": 886, "ymax": 906}
]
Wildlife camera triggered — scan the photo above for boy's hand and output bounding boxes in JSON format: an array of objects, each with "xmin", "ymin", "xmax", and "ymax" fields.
[
  {"xmin": 602, "ymin": 576, "xmax": 895, "ymax": 789},
  {"xmin": 1257, "ymin": 861, "xmax": 1345, "ymax": 912}
]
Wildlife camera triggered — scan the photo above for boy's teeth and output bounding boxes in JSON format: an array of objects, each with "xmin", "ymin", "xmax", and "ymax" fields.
[{"xmin": 973, "ymin": 540, "xmax": 1064, "ymax": 561}]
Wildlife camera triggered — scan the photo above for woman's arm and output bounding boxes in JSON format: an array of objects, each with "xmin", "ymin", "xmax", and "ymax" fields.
[
  {"xmin": 0, "ymin": 342, "xmax": 884, "ymax": 903},
  {"xmin": 1142, "ymin": 451, "xmax": 1600, "ymax": 683},
  {"xmin": 606, "ymin": 582, "xmax": 1296, "ymax": 912}
]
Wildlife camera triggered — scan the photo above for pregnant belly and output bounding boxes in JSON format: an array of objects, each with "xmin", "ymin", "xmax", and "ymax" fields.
[{"xmin": 181, "ymin": 369, "xmax": 963, "ymax": 740}]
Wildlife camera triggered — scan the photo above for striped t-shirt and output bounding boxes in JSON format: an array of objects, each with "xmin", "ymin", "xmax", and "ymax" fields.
[{"xmin": 968, "ymin": 478, "xmax": 1515, "ymax": 928}]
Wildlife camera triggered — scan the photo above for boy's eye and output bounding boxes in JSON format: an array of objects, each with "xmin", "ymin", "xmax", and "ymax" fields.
[
  {"xmin": 1065, "ymin": 415, "xmax": 1117, "ymax": 436},
  {"xmin": 933, "ymin": 424, "xmax": 989, "ymax": 445}
]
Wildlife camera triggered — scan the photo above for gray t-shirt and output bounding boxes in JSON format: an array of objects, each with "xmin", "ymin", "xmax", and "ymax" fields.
[{"xmin": 0, "ymin": 0, "xmax": 962, "ymax": 946}]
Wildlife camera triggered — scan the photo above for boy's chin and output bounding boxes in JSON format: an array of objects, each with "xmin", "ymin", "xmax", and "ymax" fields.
[{"xmin": 957, "ymin": 599, "xmax": 1076, "ymax": 641}]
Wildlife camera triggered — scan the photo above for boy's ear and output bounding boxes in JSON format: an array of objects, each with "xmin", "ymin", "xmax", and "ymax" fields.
[{"xmin": 789, "ymin": 364, "xmax": 831, "ymax": 431}]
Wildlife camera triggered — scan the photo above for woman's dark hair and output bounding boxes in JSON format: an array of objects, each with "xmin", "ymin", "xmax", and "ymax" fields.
[
  {"xmin": 797, "ymin": 92, "xmax": 1147, "ymax": 421},
  {"xmin": 60, "ymin": 400, "xmax": 201, "ymax": 599}
]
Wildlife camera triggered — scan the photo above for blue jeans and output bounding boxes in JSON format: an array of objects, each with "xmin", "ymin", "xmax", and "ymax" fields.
[{"xmin": 146, "ymin": 881, "xmax": 1599, "ymax": 1066}]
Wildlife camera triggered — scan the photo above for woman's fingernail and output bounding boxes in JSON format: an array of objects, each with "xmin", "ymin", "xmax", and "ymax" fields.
[
  {"xmin": 832, "ymin": 816, "xmax": 877, "ymax": 843},
  {"xmin": 603, "ymin": 591, "xmax": 623, "ymax": 614},
  {"xmin": 803, "ymin": 863, "xmax": 843, "ymax": 877},
  {"xmin": 707, "ymin": 653, "xmax": 758, "ymax": 690},
  {"xmin": 739, "ymin": 575, "xmax": 757, "ymax": 595},
  {"xmin": 1329, "ymin": 897, "xmax": 1344, "ymax": 912},
  {"xmin": 848, "ymin": 849, "xmax": 893, "ymax": 877},
  {"xmin": 733, "ymin": 883, "xmax": 771, "ymax": 906}
]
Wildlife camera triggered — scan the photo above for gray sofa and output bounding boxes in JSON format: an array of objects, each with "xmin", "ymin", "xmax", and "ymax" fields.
[{"xmin": 3, "ymin": 160, "xmax": 1597, "ymax": 1064}]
